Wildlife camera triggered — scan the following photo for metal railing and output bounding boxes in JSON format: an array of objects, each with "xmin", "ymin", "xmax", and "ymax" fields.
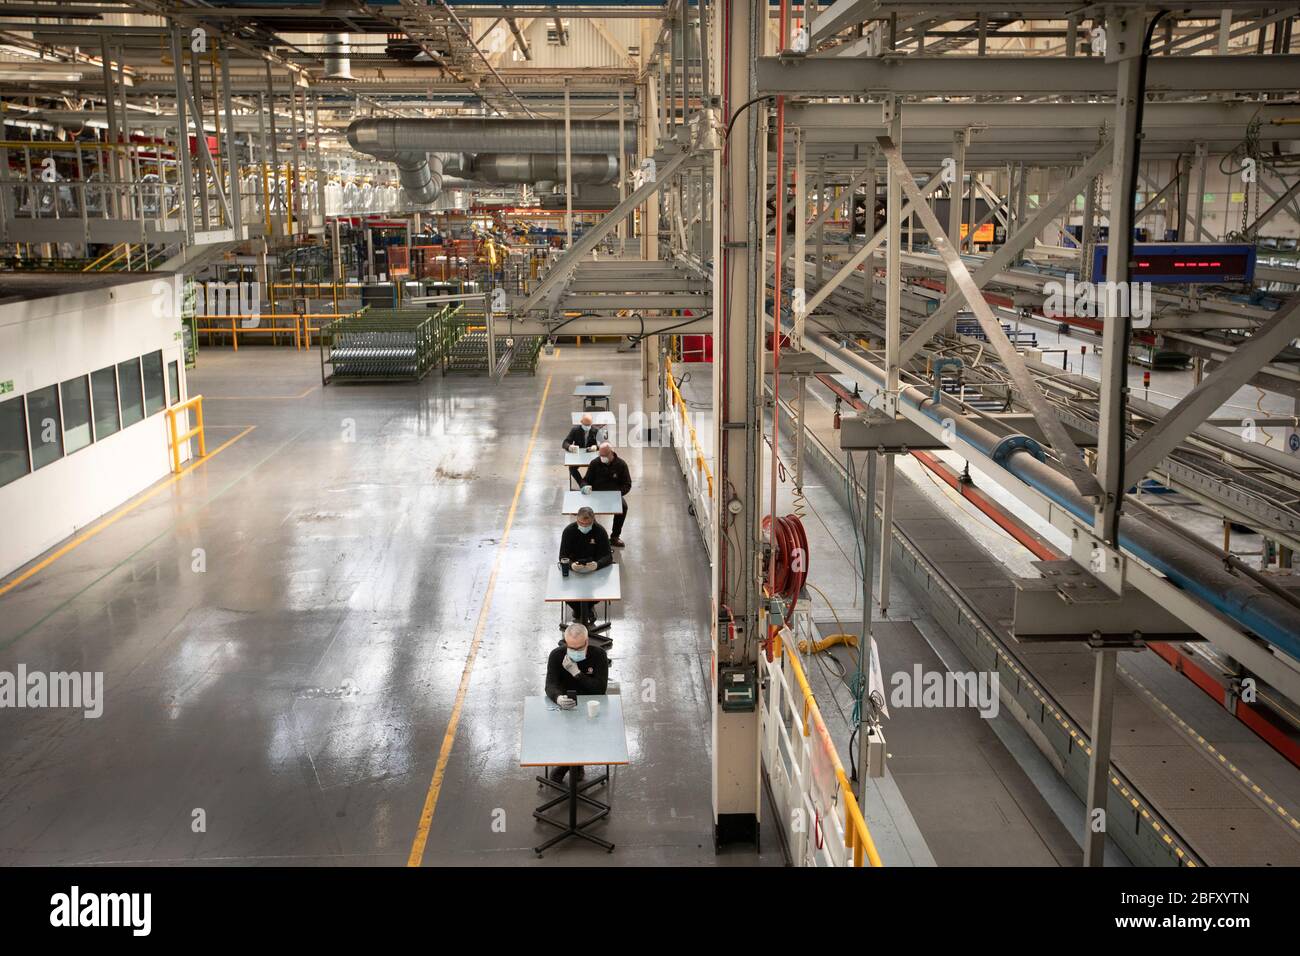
[
  {"xmin": 164, "ymin": 394, "xmax": 207, "ymax": 475},
  {"xmin": 664, "ymin": 357, "xmax": 715, "ymax": 552},
  {"xmin": 761, "ymin": 611, "xmax": 883, "ymax": 868}
]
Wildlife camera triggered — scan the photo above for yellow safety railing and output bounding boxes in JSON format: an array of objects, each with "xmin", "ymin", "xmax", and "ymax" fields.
[
  {"xmin": 164, "ymin": 394, "xmax": 207, "ymax": 474},
  {"xmin": 193, "ymin": 313, "xmax": 352, "ymax": 351},
  {"xmin": 664, "ymin": 357, "xmax": 714, "ymax": 499},
  {"xmin": 775, "ymin": 629, "xmax": 884, "ymax": 868},
  {"xmin": 83, "ymin": 243, "xmax": 130, "ymax": 272}
]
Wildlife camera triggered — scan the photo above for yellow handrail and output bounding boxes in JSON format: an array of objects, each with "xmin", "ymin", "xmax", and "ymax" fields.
[
  {"xmin": 164, "ymin": 394, "xmax": 207, "ymax": 474},
  {"xmin": 664, "ymin": 358, "xmax": 714, "ymax": 498},
  {"xmin": 777, "ymin": 630, "xmax": 884, "ymax": 868},
  {"xmin": 83, "ymin": 242, "xmax": 128, "ymax": 272}
]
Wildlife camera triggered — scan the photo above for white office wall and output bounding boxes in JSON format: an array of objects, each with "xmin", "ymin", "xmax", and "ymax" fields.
[{"xmin": 0, "ymin": 277, "xmax": 189, "ymax": 579}]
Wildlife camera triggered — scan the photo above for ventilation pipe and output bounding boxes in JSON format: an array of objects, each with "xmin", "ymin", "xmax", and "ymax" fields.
[
  {"xmin": 470, "ymin": 153, "xmax": 619, "ymax": 185},
  {"xmin": 321, "ymin": 0, "xmax": 353, "ymax": 80},
  {"xmin": 347, "ymin": 117, "xmax": 634, "ymax": 204},
  {"xmin": 322, "ymin": 33, "xmax": 352, "ymax": 80},
  {"xmin": 389, "ymin": 152, "xmax": 444, "ymax": 206}
]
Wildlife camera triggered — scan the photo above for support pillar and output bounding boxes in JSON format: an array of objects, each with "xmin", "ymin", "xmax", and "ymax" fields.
[{"xmin": 711, "ymin": 0, "xmax": 761, "ymax": 849}]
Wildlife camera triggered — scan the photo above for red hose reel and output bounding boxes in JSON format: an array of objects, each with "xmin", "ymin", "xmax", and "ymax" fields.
[{"xmin": 763, "ymin": 513, "xmax": 810, "ymax": 615}]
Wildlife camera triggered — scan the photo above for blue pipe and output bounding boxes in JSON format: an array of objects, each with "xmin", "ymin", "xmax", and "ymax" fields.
[{"xmin": 804, "ymin": 328, "xmax": 1300, "ymax": 660}]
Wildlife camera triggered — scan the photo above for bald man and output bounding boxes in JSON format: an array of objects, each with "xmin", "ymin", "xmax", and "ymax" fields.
[
  {"xmin": 545, "ymin": 623, "xmax": 610, "ymax": 783},
  {"xmin": 561, "ymin": 413, "xmax": 605, "ymax": 484}
]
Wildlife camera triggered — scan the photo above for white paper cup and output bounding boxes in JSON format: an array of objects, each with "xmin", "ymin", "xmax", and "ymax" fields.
[{"xmin": 587, "ymin": 699, "xmax": 600, "ymax": 718}]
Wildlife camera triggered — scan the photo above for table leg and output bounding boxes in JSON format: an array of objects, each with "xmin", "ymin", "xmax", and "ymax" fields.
[{"xmin": 533, "ymin": 768, "xmax": 615, "ymax": 855}]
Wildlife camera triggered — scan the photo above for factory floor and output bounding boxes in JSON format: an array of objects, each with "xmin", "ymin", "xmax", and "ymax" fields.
[{"xmin": 0, "ymin": 345, "xmax": 779, "ymax": 866}]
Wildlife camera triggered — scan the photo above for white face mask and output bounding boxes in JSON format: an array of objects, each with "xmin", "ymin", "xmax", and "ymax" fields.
[
  {"xmin": 599, "ymin": 455, "xmax": 612, "ymax": 464},
  {"xmin": 577, "ymin": 523, "xmax": 593, "ymax": 534}
]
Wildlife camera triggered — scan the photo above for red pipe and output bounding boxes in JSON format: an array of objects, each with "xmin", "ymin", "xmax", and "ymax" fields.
[
  {"xmin": 911, "ymin": 451, "xmax": 1061, "ymax": 561},
  {"xmin": 767, "ymin": 0, "xmax": 789, "ymax": 594}
]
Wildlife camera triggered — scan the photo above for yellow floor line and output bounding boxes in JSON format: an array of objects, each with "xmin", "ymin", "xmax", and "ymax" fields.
[
  {"xmin": 407, "ymin": 374, "xmax": 553, "ymax": 867},
  {"xmin": 204, "ymin": 385, "xmax": 318, "ymax": 401},
  {"xmin": 0, "ymin": 425, "xmax": 256, "ymax": 600}
]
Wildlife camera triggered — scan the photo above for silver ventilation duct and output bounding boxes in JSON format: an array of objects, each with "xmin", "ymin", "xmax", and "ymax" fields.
[
  {"xmin": 391, "ymin": 153, "xmax": 444, "ymax": 205},
  {"xmin": 322, "ymin": 33, "xmax": 352, "ymax": 81},
  {"xmin": 348, "ymin": 118, "xmax": 633, "ymax": 156},
  {"xmin": 471, "ymin": 153, "xmax": 619, "ymax": 185},
  {"xmin": 346, "ymin": 118, "xmax": 635, "ymax": 204}
]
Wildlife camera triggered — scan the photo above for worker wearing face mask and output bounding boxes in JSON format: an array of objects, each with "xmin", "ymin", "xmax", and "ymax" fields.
[
  {"xmin": 580, "ymin": 441, "xmax": 632, "ymax": 547},
  {"xmin": 545, "ymin": 623, "xmax": 610, "ymax": 783},
  {"xmin": 558, "ymin": 505, "xmax": 613, "ymax": 626},
  {"xmin": 561, "ymin": 413, "xmax": 606, "ymax": 484}
]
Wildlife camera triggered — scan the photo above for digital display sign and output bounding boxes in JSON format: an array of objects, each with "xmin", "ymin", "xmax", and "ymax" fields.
[{"xmin": 1091, "ymin": 243, "xmax": 1256, "ymax": 284}]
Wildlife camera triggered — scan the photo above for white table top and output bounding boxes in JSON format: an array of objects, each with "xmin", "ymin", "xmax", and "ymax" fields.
[
  {"xmin": 574, "ymin": 384, "xmax": 612, "ymax": 397},
  {"xmin": 544, "ymin": 563, "xmax": 621, "ymax": 602},
  {"xmin": 520, "ymin": 695, "xmax": 629, "ymax": 767},
  {"xmin": 572, "ymin": 411, "xmax": 616, "ymax": 426},
  {"xmin": 564, "ymin": 450, "xmax": 599, "ymax": 467},
  {"xmin": 562, "ymin": 489, "xmax": 623, "ymax": 515}
]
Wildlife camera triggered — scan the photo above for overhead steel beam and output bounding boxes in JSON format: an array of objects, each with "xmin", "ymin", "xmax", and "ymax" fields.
[
  {"xmin": 1125, "ymin": 296, "xmax": 1300, "ymax": 484},
  {"xmin": 518, "ymin": 140, "xmax": 695, "ymax": 314},
  {"xmin": 972, "ymin": 177, "xmax": 1010, "ymax": 229},
  {"xmin": 755, "ymin": 54, "xmax": 1300, "ymax": 94},
  {"xmin": 1248, "ymin": 175, "xmax": 1300, "ymax": 235},
  {"xmin": 801, "ymin": 168, "xmax": 945, "ymax": 316},
  {"xmin": 1134, "ymin": 169, "xmax": 1182, "ymax": 223},
  {"xmin": 553, "ymin": 293, "xmax": 712, "ymax": 311},
  {"xmin": 810, "ymin": 0, "xmax": 878, "ymax": 43},
  {"xmin": 880, "ymin": 136, "xmax": 1102, "ymax": 498},
  {"xmin": 775, "ymin": 159, "xmax": 875, "ymax": 254},
  {"xmin": 785, "ymin": 101, "xmax": 1300, "ymax": 129},
  {"xmin": 506, "ymin": 18, "xmax": 532, "ymax": 60},
  {"xmin": 898, "ymin": 145, "xmax": 1110, "ymax": 364}
]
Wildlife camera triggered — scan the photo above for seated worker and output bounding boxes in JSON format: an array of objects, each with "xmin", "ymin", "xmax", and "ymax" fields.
[
  {"xmin": 545, "ymin": 623, "xmax": 610, "ymax": 783},
  {"xmin": 580, "ymin": 441, "xmax": 632, "ymax": 548},
  {"xmin": 562, "ymin": 413, "xmax": 605, "ymax": 485},
  {"xmin": 558, "ymin": 506, "xmax": 613, "ymax": 627}
]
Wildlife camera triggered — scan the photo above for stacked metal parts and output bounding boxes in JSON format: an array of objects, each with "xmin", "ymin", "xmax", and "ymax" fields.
[
  {"xmin": 320, "ymin": 306, "xmax": 461, "ymax": 383},
  {"xmin": 445, "ymin": 328, "xmax": 545, "ymax": 376}
]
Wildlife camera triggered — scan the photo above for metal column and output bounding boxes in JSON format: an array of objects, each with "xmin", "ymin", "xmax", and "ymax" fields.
[
  {"xmin": 220, "ymin": 44, "xmax": 243, "ymax": 237},
  {"xmin": 170, "ymin": 24, "xmax": 195, "ymax": 245},
  {"xmin": 815, "ymin": 155, "xmax": 825, "ymax": 284},
  {"xmin": 711, "ymin": 0, "xmax": 761, "ymax": 849},
  {"xmin": 879, "ymin": 100, "xmax": 902, "ymax": 613},
  {"xmin": 863, "ymin": 147, "xmax": 876, "ymax": 307},
  {"xmin": 1095, "ymin": 11, "xmax": 1145, "ymax": 543},
  {"xmin": 1084, "ymin": 9, "xmax": 1147, "ymax": 868},
  {"xmin": 564, "ymin": 79, "xmax": 574, "ymax": 245},
  {"xmin": 617, "ymin": 86, "xmax": 627, "ymax": 241},
  {"xmin": 1083, "ymin": 648, "xmax": 1118, "ymax": 866}
]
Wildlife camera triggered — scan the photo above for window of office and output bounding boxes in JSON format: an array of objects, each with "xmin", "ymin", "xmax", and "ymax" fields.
[
  {"xmin": 168, "ymin": 359, "xmax": 181, "ymax": 406},
  {"xmin": 143, "ymin": 350, "xmax": 165, "ymax": 416},
  {"xmin": 118, "ymin": 357, "xmax": 144, "ymax": 427},
  {"xmin": 0, "ymin": 395, "xmax": 29, "ymax": 488},
  {"xmin": 60, "ymin": 375, "xmax": 93, "ymax": 454},
  {"xmin": 90, "ymin": 365, "xmax": 120, "ymax": 439},
  {"xmin": 26, "ymin": 384, "xmax": 63, "ymax": 470}
]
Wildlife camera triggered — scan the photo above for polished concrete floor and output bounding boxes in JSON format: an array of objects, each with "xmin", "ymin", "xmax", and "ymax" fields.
[{"xmin": 0, "ymin": 345, "xmax": 777, "ymax": 866}]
